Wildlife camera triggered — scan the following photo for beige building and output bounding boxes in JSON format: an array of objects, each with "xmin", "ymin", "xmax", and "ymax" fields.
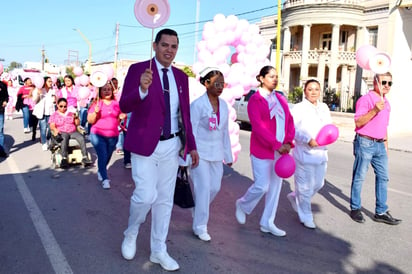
[{"xmin": 257, "ymin": 0, "xmax": 412, "ymax": 134}]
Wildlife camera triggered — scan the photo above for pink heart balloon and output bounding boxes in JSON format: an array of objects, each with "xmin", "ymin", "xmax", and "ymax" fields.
[
  {"xmin": 274, "ymin": 154, "xmax": 296, "ymax": 179},
  {"xmin": 316, "ymin": 124, "xmax": 339, "ymax": 146}
]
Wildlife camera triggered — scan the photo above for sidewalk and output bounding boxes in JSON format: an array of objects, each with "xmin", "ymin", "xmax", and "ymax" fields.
[{"xmin": 331, "ymin": 111, "xmax": 412, "ymax": 153}]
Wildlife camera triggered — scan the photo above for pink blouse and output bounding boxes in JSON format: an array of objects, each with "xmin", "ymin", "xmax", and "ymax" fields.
[{"xmin": 49, "ymin": 111, "xmax": 77, "ymax": 133}]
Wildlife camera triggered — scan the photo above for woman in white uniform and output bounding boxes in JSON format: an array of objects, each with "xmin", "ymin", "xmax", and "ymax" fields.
[
  {"xmin": 190, "ymin": 67, "xmax": 233, "ymax": 241},
  {"xmin": 288, "ymin": 78, "xmax": 332, "ymax": 229}
]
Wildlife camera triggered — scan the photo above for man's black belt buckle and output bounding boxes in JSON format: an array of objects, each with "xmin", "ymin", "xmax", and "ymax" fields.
[{"xmin": 160, "ymin": 132, "xmax": 180, "ymax": 141}]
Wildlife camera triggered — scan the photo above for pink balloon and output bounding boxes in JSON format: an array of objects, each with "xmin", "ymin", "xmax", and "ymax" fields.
[
  {"xmin": 33, "ymin": 76, "xmax": 44, "ymax": 89},
  {"xmin": 0, "ymin": 62, "xmax": 3, "ymax": 74},
  {"xmin": 231, "ymin": 52, "xmax": 238, "ymax": 64},
  {"xmin": 79, "ymin": 74, "xmax": 90, "ymax": 86},
  {"xmin": 101, "ymin": 65, "xmax": 114, "ymax": 80},
  {"xmin": 78, "ymin": 86, "xmax": 90, "ymax": 100},
  {"xmin": 355, "ymin": 45, "xmax": 378, "ymax": 70},
  {"xmin": 73, "ymin": 66, "xmax": 83, "ymax": 77},
  {"xmin": 51, "ymin": 75, "xmax": 57, "ymax": 84},
  {"xmin": 274, "ymin": 154, "xmax": 296, "ymax": 178},
  {"xmin": 316, "ymin": 124, "xmax": 339, "ymax": 146}
]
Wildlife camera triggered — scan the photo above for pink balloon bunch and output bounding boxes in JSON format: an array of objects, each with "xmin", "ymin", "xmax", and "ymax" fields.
[
  {"xmin": 191, "ymin": 14, "xmax": 271, "ymax": 163},
  {"xmin": 315, "ymin": 124, "xmax": 339, "ymax": 146},
  {"xmin": 274, "ymin": 154, "xmax": 296, "ymax": 178}
]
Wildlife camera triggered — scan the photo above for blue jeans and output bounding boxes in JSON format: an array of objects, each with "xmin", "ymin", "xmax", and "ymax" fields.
[
  {"xmin": 38, "ymin": 115, "xmax": 50, "ymax": 145},
  {"xmin": 0, "ymin": 113, "xmax": 4, "ymax": 146},
  {"xmin": 89, "ymin": 133, "xmax": 118, "ymax": 180},
  {"xmin": 22, "ymin": 105, "xmax": 30, "ymax": 129},
  {"xmin": 350, "ymin": 135, "xmax": 389, "ymax": 214}
]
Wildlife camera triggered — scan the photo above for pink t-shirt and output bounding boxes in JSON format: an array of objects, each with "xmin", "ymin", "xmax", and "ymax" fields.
[
  {"xmin": 355, "ymin": 90, "xmax": 390, "ymax": 139},
  {"xmin": 49, "ymin": 111, "xmax": 76, "ymax": 133},
  {"xmin": 88, "ymin": 100, "xmax": 121, "ymax": 137}
]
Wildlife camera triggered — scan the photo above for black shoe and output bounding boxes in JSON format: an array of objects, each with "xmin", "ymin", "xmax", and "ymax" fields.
[
  {"xmin": 0, "ymin": 146, "xmax": 8, "ymax": 158},
  {"xmin": 373, "ymin": 211, "xmax": 402, "ymax": 225},
  {"xmin": 60, "ymin": 158, "xmax": 69, "ymax": 169},
  {"xmin": 82, "ymin": 157, "xmax": 93, "ymax": 167},
  {"xmin": 350, "ymin": 209, "xmax": 365, "ymax": 223}
]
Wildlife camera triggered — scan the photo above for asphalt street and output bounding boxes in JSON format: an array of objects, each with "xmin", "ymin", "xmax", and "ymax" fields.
[{"xmin": 0, "ymin": 114, "xmax": 411, "ymax": 274}]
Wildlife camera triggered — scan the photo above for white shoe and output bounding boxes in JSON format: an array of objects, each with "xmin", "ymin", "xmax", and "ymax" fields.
[
  {"xmin": 303, "ymin": 220, "xmax": 316, "ymax": 229},
  {"xmin": 97, "ymin": 172, "xmax": 103, "ymax": 182},
  {"xmin": 235, "ymin": 199, "xmax": 246, "ymax": 224},
  {"xmin": 260, "ymin": 225, "xmax": 286, "ymax": 237},
  {"xmin": 42, "ymin": 144, "xmax": 48, "ymax": 151},
  {"xmin": 124, "ymin": 163, "xmax": 132, "ymax": 169},
  {"xmin": 102, "ymin": 179, "xmax": 111, "ymax": 189},
  {"xmin": 287, "ymin": 192, "xmax": 298, "ymax": 213},
  {"xmin": 121, "ymin": 235, "xmax": 137, "ymax": 260},
  {"xmin": 196, "ymin": 232, "xmax": 211, "ymax": 242},
  {"xmin": 150, "ymin": 252, "xmax": 180, "ymax": 271}
]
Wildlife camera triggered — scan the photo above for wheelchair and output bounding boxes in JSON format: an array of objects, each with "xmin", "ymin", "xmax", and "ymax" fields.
[{"xmin": 50, "ymin": 133, "xmax": 91, "ymax": 169}]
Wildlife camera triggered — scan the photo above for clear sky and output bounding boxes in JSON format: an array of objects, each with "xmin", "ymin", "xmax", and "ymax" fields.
[{"xmin": 0, "ymin": 0, "xmax": 279, "ymax": 68}]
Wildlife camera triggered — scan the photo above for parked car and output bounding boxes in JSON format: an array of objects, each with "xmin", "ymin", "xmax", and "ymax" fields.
[{"xmin": 234, "ymin": 89, "xmax": 294, "ymax": 126}]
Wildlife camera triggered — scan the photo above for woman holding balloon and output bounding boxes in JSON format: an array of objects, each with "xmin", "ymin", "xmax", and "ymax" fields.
[
  {"xmin": 287, "ymin": 78, "xmax": 334, "ymax": 229},
  {"xmin": 235, "ymin": 65, "xmax": 295, "ymax": 237}
]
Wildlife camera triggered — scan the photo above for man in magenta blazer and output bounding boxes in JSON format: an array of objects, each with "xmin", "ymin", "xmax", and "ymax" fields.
[{"xmin": 119, "ymin": 28, "xmax": 199, "ymax": 271}]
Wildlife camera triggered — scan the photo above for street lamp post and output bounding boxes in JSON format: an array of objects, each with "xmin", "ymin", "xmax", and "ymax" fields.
[{"xmin": 73, "ymin": 28, "xmax": 92, "ymax": 73}]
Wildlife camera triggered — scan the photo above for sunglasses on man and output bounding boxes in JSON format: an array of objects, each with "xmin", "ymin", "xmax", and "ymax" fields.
[{"xmin": 381, "ymin": 80, "xmax": 392, "ymax": 87}]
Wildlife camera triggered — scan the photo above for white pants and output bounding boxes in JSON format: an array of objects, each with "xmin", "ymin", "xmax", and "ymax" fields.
[
  {"xmin": 292, "ymin": 160, "xmax": 327, "ymax": 223},
  {"xmin": 238, "ymin": 155, "xmax": 283, "ymax": 228},
  {"xmin": 190, "ymin": 158, "xmax": 223, "ymax": 235},
  {"xmin": 123, "ymin": 137, "xmax": 180, "ymax": 253}
]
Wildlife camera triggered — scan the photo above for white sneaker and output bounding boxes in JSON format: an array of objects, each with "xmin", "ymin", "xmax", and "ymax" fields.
[
  {"xmin": 235, "ymin": 199, "xmax": 246, "ymax": 224},
  {"xmin": 102, "ymin": 179, "xmax": 111, "ymax": 189},
  {"xmin": 121, "ymin": 235, "xmax": 137, "ymax": 260},
  {"xmin": 97, "ymin": 172, "xmax": 103, "ymax": 182},
  {"xmin": 260, "ymin": 224, "xmax": 286, "ymax": 237},
  {"xmin": 196, "ymin": 232, "xmax": 211, "ymax": 242},
  {"xmin": 287, "ymin": 192, "xmax": 298, "ymax": 213},
  {"xmin": 150, "ymin": 252, "xmax": 180, "ymax": 271},
  {"xmin": 303, "ymin": 220, "xmax": 316, "ymax": 229},
  {"xmin": 42, "ymin": 144, "xmax": 48, "ymax": 151},
  {"xmin": 124, "ymin": 163, "xmax": 132, "ymax": 169}
]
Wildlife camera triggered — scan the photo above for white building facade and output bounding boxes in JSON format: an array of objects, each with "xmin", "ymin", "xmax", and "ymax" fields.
[{"xmin": 258, "ymin": 0, "xmax": 412, "ymax": 134}]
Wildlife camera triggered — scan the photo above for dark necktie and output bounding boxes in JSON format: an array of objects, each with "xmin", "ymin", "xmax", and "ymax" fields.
[{"xmin": 162, "ymin": 68, "xmax": 171, "ymax": 138}]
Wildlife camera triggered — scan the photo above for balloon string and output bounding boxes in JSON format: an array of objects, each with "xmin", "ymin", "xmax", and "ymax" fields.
[
  {"xmin": 149, "ymin": 28, "xmax": 154, "ymax": 71},
  {"xmin": 375, "ymin": 75, "xmax": 383, "ymax": 101}
]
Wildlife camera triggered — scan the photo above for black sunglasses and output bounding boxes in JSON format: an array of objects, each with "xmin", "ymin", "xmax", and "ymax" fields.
[
  {"xmin": 381, "ymin": 80, "xmax": 392, "ymax": 87},
  {"xmin": 58, "ymin": 105, "xmax": 67, "ymax": 108}
]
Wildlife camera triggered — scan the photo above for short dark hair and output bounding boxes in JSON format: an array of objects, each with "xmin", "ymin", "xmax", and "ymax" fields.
[
  {"xmin": 154, "ymin": 28, "xmax": 179, "ymax": 44},
  {"xmin": 256, "ymin": 65, "xmax": 276, "ymax": 85},
  {"xmin": 57, "ymin": 97, "xmax": 67, "ymax": 105},
  {"xmin": 304, "ymin": 79, "xmax": 320, "ymax": 90},
  {"xmin": 199, "ymin": 70, "xmax": 223, "ymax": 85}
]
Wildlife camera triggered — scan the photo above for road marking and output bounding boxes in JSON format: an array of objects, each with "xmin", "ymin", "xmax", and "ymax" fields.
[
  {"xmin": 388, "ymin": 187, "xmax": 412, "ymax": 197},
  {"xmin": 7, "ymin": 156, "xmax": 74, "ymax": 274}
]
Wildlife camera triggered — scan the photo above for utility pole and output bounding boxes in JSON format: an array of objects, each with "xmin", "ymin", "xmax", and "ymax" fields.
[
  {"xmin": 276, "ymin": 0, "xmax": 282, "ymax": 89},
  {"xmin": 114, "ymin": 23, "xmax": 119, "ymax": 77},
  {"xmin": 194, "ymin": 0, "xmax": 200, "ymax": 64},
  {"xmin": 41, "ymin": 45, "xmax": 45, "ymax": 71}
]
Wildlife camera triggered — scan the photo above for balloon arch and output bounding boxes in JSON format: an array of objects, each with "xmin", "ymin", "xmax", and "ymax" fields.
[{"xmin": 191, "ymin": 14, "xmax": 271, "ymax": 162}]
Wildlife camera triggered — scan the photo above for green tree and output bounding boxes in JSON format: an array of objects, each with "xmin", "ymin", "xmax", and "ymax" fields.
[
  {"xmin": 288, "ymin": 86, "xmax": 303, "ymax": 103},
  {"xmin": 8, "ymin": 61, "xmax": 22, "ymax": 70},
  {"xmin": 182, "ymin": 66, "xmax": 195, "ymax": 78}
]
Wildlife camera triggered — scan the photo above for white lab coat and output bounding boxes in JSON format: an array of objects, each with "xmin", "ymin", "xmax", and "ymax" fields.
[{"xmin": 189, "ymin": 92, "xmax": 233, "ymax": 235}]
